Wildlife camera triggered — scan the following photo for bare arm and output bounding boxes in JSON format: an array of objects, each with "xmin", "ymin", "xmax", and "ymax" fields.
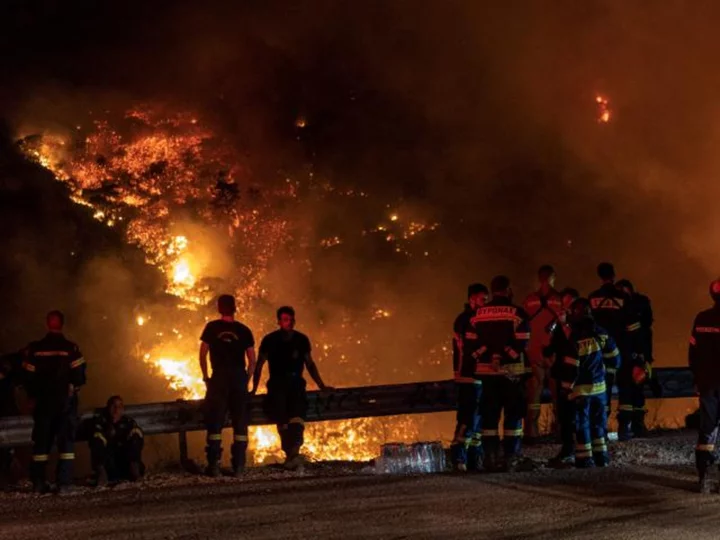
[
  {"xmin": 251, "ymin": 351, "xmax": 266, "ymax": 394},
  {"xmin": 199, "ymin": 342, "xmax": 210, "ymax": 381},
  {"xmin": 305, "ymin": 353, "xmax": 330, "ymax": 391},
  {"xmin": 245, "ymin": 347, "xmax": 257, "ymax": 381}
]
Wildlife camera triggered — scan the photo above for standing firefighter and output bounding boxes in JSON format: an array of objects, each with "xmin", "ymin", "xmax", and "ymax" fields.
[
  {"xmin": 688, "ymin": 279, "xmax": 720, "ymax": 494},
  {"xmin": 559, "ymin": 299, "xmax": 621, "ymax": 468},
  {"xmin": 616, "ymin": 279, "xmax": 654, "ymax": 437},
  {"xmin": 522, "ymin": 265, "xmax": 563, "ymax": 443},
  {"xmin": 253, "ymin": 307, "xmax": 332, "ymax": 471},
  {"xmin": 588, "ymin": 262, "xmax": 641, "ymax": 440},
  {"xmin": 22, "ymin": 310, "xmax": 86, "ymax": 493},
  {"xmin": 451, "ymin": 283, "xmax": 488, "ymax": 472},
  {"xmin": 470, "ymin": 276, "xmax": 531, "ymax": 472},
  {"xmin": 90, "ymin": 396, "xmax": 145, "ymax": 486},
  {"xmin": 543, "ymin": 287, "xmax": 580, "ymax": 468},
  {"xmin": 199, "ymin": 294, "xmax": 256, "ymax": 477}
]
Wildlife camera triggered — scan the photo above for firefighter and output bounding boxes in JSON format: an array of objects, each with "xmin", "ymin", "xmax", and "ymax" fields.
[
  {"xmin": 451, "ymin": 283, "xmax": 489, "ymax": 472},
  {"xmin": 588, "ymin": 262, "xmax": 641, "ymax": 440},
  {"xmin": 616, "ymin": 279, "xmax": 654, "ymax": 437},
  {"xmin": 90, "ymin": 396, "xmax": 145, "ymax": 486},
  {"xmin": 470, "ymin": 275, "xmax": 531, "ymax": 472},
  {"xmin": 0, "ymin": 352, "xmax": 21, "ymax": 486},
  {"xmin": 22, "ymin": 310, "xmax": 86, "ymax": 494},
  {"xmin": 522, "ymin": 265, "xmax": 563, "ymax": 444},
  {"xmin": 252, "ymin": 306, "xmax": 332, "ymax": 471},
  {"xmin": 543, "ymin": 287, "xmax": 579, "ymax": 468},
  {"xmin": 560, "ymin": 298, "xmax": 621, "ymax": 468},
  {"xmin": 688, "ymin": 279, "xmax": 720, "ymax": 493},
  {"xmin": 199, "ymin": 294, "xmax": 256, "ymax": 477}
]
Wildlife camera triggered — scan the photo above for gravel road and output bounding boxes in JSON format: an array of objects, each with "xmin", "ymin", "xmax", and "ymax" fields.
[{"xmin": 1, "ymin": 431, "xmax": 717, "ymax": 540}]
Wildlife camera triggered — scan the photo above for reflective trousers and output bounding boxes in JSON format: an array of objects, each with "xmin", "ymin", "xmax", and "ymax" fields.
[
  {"xmin": 31, "ymin": 396, "xmax": 78, "ymax": 486},
  {"xmin": 450, "ymin": 382, "xmax": 483, "ymax": 469},
  {"xmin": 204, "ymin": 375, "xmax": 248, "ymax": 469},
  {"xmin": 696, "ymin": 388, "xmax": 720, "ymax": 472},
  {"xmin": 481, "ymin": 377, "xmax": 526, "ymax": 459},
  {"xmin": 90, "ymin": 434, "xmax": 145, "ymax": 481},
  {"xmin": 265, "ymin": 378, "xmax": 308, "ymax": 457},
  {"xmin": 574, "ymin": 393, "xmax": 608, "ymax": 467}
]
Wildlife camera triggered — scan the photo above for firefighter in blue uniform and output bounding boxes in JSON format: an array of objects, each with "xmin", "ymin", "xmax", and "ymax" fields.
[
  {"xmin": 470, "ymin": 275, "xmax": 531, "ymax": 472},
  {"xmin": 253, "ymin": 306, "xmax": 332, "ymax": 471},
  {"xmin": 559, "ymin": 299, "xmax": 621, "ymax": 467},
  {"xmin": 22, "ymin": 310, "xmax": 86, "ymax": 493},
  {"xmin": 90, "ymin": 395, "xmax": 145, "ymax": 486},
  {"xmin": 199, "ymin": 295, "xmax": 256, "ymax": 477},
  {"xmin": 451, "ymin": 283, "xmax": 488, "ymax": 472},
  {"xmin": 543, "ymin": 287, "xmax": 579, "ymax": 468},
  {"xmin": 688, "ymin": 279, "xmax": 720, "ymax": 493},
  {"xmin": 588, "ymin": 262, "xmax": 642, "ymax": 440},
  {"xmin": 616, "ymin": 279, "xmax": 654, "ymax": 437}
]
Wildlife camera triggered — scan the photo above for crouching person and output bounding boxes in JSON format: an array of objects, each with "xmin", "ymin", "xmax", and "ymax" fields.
[
  {"xmin": 90, "ymin": 396, "xmax": 145, "ymax": 486},
  {"xmin": 560, "ymin": 299, "xmax": 621, "ymax": 468}
]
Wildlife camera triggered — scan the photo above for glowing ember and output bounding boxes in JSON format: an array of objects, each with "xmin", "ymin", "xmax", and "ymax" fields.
[{"xmin": 596, "ymin": 94, "xmax": 611, "ymax": 123}]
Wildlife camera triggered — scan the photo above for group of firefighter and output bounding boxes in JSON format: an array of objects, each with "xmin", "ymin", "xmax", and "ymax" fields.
[
  {"xmin": 450, "ymin": 263, "xmax": 655, "ymax": 472},
  {"xmin": 0, "ymin": 296, "xmax": 330, "ymax": 493}
]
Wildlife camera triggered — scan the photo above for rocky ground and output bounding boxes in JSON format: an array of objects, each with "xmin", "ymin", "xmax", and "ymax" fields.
[{"xmin": 0, "ymin": 431, "xmax": 716, "ymax": 539}]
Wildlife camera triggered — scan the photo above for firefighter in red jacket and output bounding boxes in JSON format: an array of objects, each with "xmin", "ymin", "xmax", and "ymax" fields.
[
  {"xmin": 689, "ymin": 279, "xmax": 720, "ymax": 493},
  {"xmin": 522, "ymin": 265, "xmax": 563, "ymax": 443}
]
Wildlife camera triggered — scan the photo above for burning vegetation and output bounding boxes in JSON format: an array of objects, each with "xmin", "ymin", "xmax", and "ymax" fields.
[{"xmin": 18, "ymin": 106, "xmax": 446, "ymax": 463}]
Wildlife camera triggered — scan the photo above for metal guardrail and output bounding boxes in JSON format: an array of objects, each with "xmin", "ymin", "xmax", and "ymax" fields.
[{"xmin": 0, "ymin": 367, "xmax": 696, "ymax": 456}]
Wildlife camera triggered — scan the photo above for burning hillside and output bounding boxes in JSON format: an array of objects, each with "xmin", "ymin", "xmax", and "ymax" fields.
[{"xmin": 17, "ymin": 106, "xmax": 445, "ymax": 463}]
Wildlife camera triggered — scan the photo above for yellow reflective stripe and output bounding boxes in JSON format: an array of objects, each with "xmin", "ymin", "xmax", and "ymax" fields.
[
  {"xmin": 93, "ymin": 432, "xmax": 108, "ymax": 445},
  {"xmin": 577, "ymin": 339, "xmax": 600, "ymax": 356},
  {"xmin": 33, "ymin": 454, "xmax": 49, "ymax": 462},
  {"xmin": 570, "ymin": 382, "xmax": 606, "ymax": 398},
  {"xmin": 207, "ymin": 434, "xmax": 222, "ymax": 441},
  {"xmin": 22, "ymin": 361, "xmax": 36, "ymax": 372},
  {"xmin": 289, "ymin": 417, "xmax": 305, "ymax": 425},
  {"xmin": 564, "ymin": 356, "xmax": 579, "ymax": 367},
  {"xmin": 504, "ymin": 429, "xmax": 523, "ymax": 437},
  {"xmin": 626, "ymin": 322, "xmax": 641, "ymax": 332},
  {"xmin": 234, "ymin": 435, "xmax": 248, "ymax": 442},
  {"xmin": 690, "ymin": 336, "xmax": 697, "ymax": 346},
  {"xmin": 605, "ymin": 368, "xmax": 617, "ymax": 374},
  {"xmin": 602, "ymin": 348, "xmax": 619, "ymax": 358},
  {"xmin": 504, "ymin": 363, "xmax": 529, "ymax": 375},
  {"xmin": 697, "ymin": 444, "xmax": 715, "ymax": 452},
  {"xmin": 576, "ymin": 443, "xmax": 592, "ymax": 450},
  {"xmin": 34, "ymin": 351, "xmax": 70, "ymax": 357},
  {"xmin": 70, "ymin": 357, "xmax": 86, "ymax": 368},
  {"xmin": 618, "ymin": 405, "xmax": 633, "ymax": 412},
  {"xmin": 130, "ymin": 427, "xmax": 144, "ymax": 438},
  {"xmin": 59, "ymin": 453, "xmax": 75, "ymax": 460}
]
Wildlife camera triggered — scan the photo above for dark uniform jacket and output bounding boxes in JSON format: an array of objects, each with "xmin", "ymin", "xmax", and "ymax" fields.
[
  {"xmin": 21, "ymin": 333, "xmax": 86, "ymax": 406},
  {"xmin": 453, "ymin": 305, "xmax": 480, "ymax": 383},
  {"xmin": 689, "ymin": 304, "xmax": 720, "ymax": 392},
  {"xmin": 629, "ymin": 293, "xmax": 653, "ymax": 362},
  {"xmin": 589, "ymin": 283, "xmax": 642, "ymax": 364},
  {"xmin": 469, "ymin": 296, "xmax": 531, "ymax": 377},
  {"xmin": 558, "ymin": 321, "xmax": 621, "ymax": 399},
  {"xmin": 92, "ymin": 412, "xmax": 144, "ymax": 448}
]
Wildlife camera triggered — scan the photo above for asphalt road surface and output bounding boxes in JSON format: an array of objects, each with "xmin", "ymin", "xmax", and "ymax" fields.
[{"xmin": 1, "ymin": 433, "xmax": 718, "ymax": 539}]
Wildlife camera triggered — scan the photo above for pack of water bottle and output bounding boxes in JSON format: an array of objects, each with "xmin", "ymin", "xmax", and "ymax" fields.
[{"xmin": 374, "ymin": 442, "xmax": 446, "ymax": 474}]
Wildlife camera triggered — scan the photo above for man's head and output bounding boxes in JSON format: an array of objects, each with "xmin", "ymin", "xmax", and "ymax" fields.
[
  {"xmin": 568, "ymin": 298, "xmax": 593, "ymax": 325},
  {"xmin": 467, "ymin": 283, "xmax": 489, "ymax": 308},
  {"xmin": 106, "ymin": 395, "xmax": 124, "ymax": 423},
  {"xmin": 490, "ymin": 275, "xmax": 512, "ymax": 299},
  {"xmin": 217, "ymin": 294, "xmax": 236, "ymax": 317},
  {"xmin": 597, "ymin": 262, "xmax": 616, "ymax": 283},
  {"xmin": 538, "ymin": 265, "xmax": 556, "ymax": 288},
  {"xmin": 711, "ymin": 279, "xmax": 720, "ymax": 303},
  {"xmin": 46, "ymin": 310, "xmax": 64, "ymax": 332},
  {"xmin": 277, "ymin": 306, "xmax": 296, "ymax": 332},
  {"xmin": 616, "ymin": 279, "xmax": 634, "ymax": 297},
  {"xmin": 559, "ymin": 287, "xmax": 580, "ymax": 311}
]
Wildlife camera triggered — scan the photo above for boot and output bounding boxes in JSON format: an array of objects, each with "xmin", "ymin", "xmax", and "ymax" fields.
[
  {"xmin": 95, "ymin": 465, "xmax": 108, "ymax": 487},
  {"xmin": 548, "ymin": 453, "xmax": 575, "ymax": 469},
  {"xmin": 31, "ymin": 461, "xmax": 50, "ymax": 494},
  {"xmin": 575, "ymin": 457, "xmax": 595, "ymax": 469},
  {"xmin": 617, "ymin": 423, "xmax": 634, "ymax": 442},
  {"xmin": 632, "ymin": 411, "xmax": 647, "ymax": 438},
  {"xmin": 205, "ymin": 445, "xmax": 222, "ymax": 477},
  {"xmin": 128, "ymin": 462, "xmax": 142, "ymax": 482}
]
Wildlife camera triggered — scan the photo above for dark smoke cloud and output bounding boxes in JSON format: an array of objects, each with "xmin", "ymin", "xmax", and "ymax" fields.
[{"xmin": 2, "ymin": 0, "xmax": 720, "ymax": 408}]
